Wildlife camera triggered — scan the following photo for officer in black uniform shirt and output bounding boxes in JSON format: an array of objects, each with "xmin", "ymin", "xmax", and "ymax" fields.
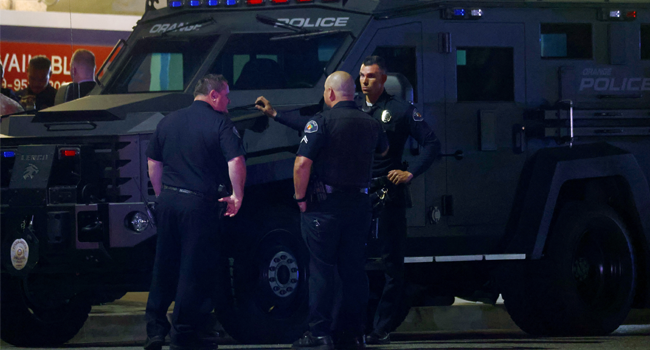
[
  {"xmin": 358, "ymin": 56, "xmax": 440, "ymax": 345},
  {"xmin": 256, "ymin": 56, "xmax": 441, "ymax": 346},
  {"xmin": 145, "ymin": 74, "xmax": 246, "ymax": 350},
  {"xmin": 16, "ymin": 56, "xmax": 57, "ymax": 111},
  {"xmin": 55, "ymin": 49, "xmax": 97, "ymax": 105},
  {"xmin": 290, "ymin": 71, "xmax": 388, "ymax": 350}
]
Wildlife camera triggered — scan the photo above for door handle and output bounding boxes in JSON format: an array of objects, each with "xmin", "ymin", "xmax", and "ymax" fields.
[{"xmin": 440, "ymin": 150, "xmax": 463, "ymax": 160}]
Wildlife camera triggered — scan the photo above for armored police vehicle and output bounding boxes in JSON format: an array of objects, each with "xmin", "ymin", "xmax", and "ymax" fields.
[{"xmin": 2, "ymin": 0, "xmax": 650, "ymax": 346}]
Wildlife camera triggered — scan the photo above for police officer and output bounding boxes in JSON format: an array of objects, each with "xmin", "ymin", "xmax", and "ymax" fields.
[
  {"xmin": 144, "ymin": 74, "xmax": 246, "ymax": 350},
  {"xmin": 358, "ymin": 56, "xmax": 440, "ymax": 345},
  {"xmin": 256, "ymin": 56, "xmax": 441, "ymax": 345},
  {"xmin": 290, "ymin": 71, "xmax": 388, "ymax": 350}
]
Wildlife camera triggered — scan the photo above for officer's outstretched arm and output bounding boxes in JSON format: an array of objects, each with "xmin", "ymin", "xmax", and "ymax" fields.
[
  {"xmin": 220, "ymin": 155, "xmax": 246, "ymax": 217},
  {"xmin": 147, "ymin": 158, "xmax": 163, "ymax": 197}
]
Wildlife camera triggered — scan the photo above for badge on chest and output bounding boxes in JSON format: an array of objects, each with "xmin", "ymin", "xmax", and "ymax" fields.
[{"xmin": 381, "ymin": 110, "xmax": 392, "ymax": 123}]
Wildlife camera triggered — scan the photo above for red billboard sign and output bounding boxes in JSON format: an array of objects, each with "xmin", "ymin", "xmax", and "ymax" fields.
[{"xmin": 1, "ymin": 42, "xmax": 114, "ymax": 92}]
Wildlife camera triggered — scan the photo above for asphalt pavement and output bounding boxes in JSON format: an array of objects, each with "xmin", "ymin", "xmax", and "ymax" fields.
[{"xmin": 1, "ymin": 293, "xmax": 649, "ymax": 349}]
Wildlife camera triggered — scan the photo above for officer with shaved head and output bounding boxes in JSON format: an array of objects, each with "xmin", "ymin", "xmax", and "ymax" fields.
[{"xmin": 290, "ymin": 71, "xmax": 388, "ymax": 350}]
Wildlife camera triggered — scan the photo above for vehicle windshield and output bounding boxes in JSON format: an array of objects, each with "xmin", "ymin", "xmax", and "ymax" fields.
[
  {"xmin": 105, "ymin": 36, "xmax": 219, "ymax": 94},
  {"xmin": 207, "ymin": 33, "xmax": 348, "ymax": 90}
]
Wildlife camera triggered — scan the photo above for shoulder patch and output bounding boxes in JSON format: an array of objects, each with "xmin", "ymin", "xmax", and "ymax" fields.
[
  {"xmin": 233, "ymin": 126, "xmax": 241, "ymax": 138},
  {"xmin": 412, "ymin": 108, "xmax": 424, "ymax": 122},
  {"xmin": 305, "ymin": 120, "xmax": 318, "ymax": 133}
]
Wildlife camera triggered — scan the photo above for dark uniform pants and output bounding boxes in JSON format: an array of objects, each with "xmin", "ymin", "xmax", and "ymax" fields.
[
  {"xmin": 369, "ymin": 187, "xmax": 407, "ymax": 334},
  {"xmin": 145, "ymin": 190, "xmax": 222, "ymax": 346},
  {"xmin": 301, "ymin": 192, "xmax": 372, "ymax": 337}
]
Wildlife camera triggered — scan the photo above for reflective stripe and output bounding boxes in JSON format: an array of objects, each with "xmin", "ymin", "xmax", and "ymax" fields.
[
  {"xmin": 404, "ymin": 256, "xmax": 434, "ymax": 263},
  {"xmin": 484, "ymin": 254, "xmax": 526, "ymax": 261},
  {"xmin": 403, "ymin": 254, "xmax": 527, "ymax": 263},
  {"xmin": 435, "ymin": 255, "xmax": 483, "ymax": 262}
]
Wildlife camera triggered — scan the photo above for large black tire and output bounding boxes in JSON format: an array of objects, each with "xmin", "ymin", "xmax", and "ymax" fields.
[
  {"xmin": 218, "ymin": 208, "xmax": 309, "ymax": 344},
  {"xmin": 1, "ymin": 275, "xmax": 92, "ymax": 347},
  {"xmin": 503, "ymin": 202, "xmax": 636, "ymax": 336}
]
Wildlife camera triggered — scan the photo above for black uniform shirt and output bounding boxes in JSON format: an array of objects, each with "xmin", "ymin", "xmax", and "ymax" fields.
[
  {"xmin": 358, "ymin": 90, "xmax": 440, "ymax": 178},
  {"xmin": 297, "ymin": 100, "xmax": 388, "ymax": 188},
  {"xmin": 146, "ymin": 101, "xmax": 245, "ymax": 196},
  {"xmin": 65, "ymin": 81, "xmax": 96, "ymax": 102},
  {"xmin": 16, "ymin": 84, "xmax": 57, "ymax": 110}
]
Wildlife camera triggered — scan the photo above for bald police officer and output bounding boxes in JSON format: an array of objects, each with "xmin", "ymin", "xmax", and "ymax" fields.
[
  {"xmin": 145, "ymin": 74, "xmax": 246, "ymax": 350},
  {"xmin": 257, "ymin": 56, "xmax": 441, "ymax": 345},
  {"xmin": 290, "ymin": 72, "xmax": 388, "ymax": 350}
]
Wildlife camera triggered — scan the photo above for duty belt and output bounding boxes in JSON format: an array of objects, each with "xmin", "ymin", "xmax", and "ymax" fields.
[
  {"xmin": 162, "ymin": 185, "xmax": 215, "ymax": 201},
  {"xmin": 324, "ymin": 184, "xmax": 369, "ymax": 195}
]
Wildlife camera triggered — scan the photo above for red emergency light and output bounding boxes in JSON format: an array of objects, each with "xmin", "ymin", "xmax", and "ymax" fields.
[
  {"xmin": 271, "ymin": 0, "xmax": 289, "ymax": 3},
  {"xmin": 296, "ymin": 0, "xmax": 314, "ymax": 2},
  {"xmin": 246, "ymin": 0, "xmax": 263, "ymax": 4},
  {"xmin": 59, "ymin": 148, "xmax": 79, "ymax": 158}
]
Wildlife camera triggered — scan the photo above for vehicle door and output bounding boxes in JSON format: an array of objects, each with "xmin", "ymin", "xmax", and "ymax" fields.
[{"xmin": 442, "ymin": 22, "xmax": 527, "ymax": 248}]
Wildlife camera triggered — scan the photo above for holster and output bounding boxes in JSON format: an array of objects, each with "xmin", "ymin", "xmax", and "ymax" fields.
[
  {"xmin": 369, "ymin": 176, "xmax": 391, "ymax": 219},
  {"xmin": 307, "ymin": 176, "xmax": 327, "ymax": 204}
]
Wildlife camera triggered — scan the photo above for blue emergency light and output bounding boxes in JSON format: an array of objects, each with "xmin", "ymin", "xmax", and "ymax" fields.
[
  {"xmin": 443, "ymin": 7, "xmax": 483, "ymax": 20},
  {"xmin": 169, "ymin": 0, "xmax": 183, "ymax": 7},
  {"xmin": 2, "ymin": 151, "xmax": 15, "ymax": 158},
  {"xmin": 188, "ymin": 0, "xmax": 202, "ymax": 6},
  {"xmin": 225, "ymin": 0, "xmax": 238, "ymax": 5},
  {"xmin": 207, "ymin": 0, "xmax": 218, "ymax": 5}
]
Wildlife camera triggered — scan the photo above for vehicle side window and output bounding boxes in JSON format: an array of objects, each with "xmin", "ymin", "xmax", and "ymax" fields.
[
  {"xmin": 371, "ymin": 46, "xmax": 418, "ymax": 102},
  {"xmin": 642, "ymin": 25, "xmax": 650, "ymax": 60},
  {"xmin": 540, "ymin": 23, "xmax": 592, "ymax": 59},
  {"xmin": 456, "ymin": 47, "xmax": 514, "ymax": 102}
]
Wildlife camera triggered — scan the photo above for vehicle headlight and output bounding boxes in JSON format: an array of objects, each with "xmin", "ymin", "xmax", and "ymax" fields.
[{"xmin": 126, "ymin": 211, "xmax": 149, "ymax": 232}]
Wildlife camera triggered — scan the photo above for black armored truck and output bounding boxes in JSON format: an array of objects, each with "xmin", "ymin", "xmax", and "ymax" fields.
[{"xmin": 2, "ymin": 0, "xmax": 650, "ymax": 346}]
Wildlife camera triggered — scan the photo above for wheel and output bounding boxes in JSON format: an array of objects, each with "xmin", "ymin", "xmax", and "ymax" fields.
[
  {"xmin": 503, "ymin": 202, "xmax": 636, "ymax": 336},
  {"xmin": 1, "ymin": 274, "xmax": 92, "ymax": 347},
  {"xmin": 218, "ymin": 208, "xmax": 309, "ymax": 344}
]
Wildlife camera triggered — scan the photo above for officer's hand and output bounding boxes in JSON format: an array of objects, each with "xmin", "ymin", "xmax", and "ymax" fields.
[
  {"xmin": 297, "ymin": 201, "xmax": 307, "ymax": 213},
  {"xmin": 387, "ymin": 170, "xmax": 413, "ymax": 185},
  {"xmin": 255, "ymin": 96, "xmax": 277, "ymax": 118},
  {"xmin": 219, "ymin": 194, "xmax": 242, "ymax": 217}
]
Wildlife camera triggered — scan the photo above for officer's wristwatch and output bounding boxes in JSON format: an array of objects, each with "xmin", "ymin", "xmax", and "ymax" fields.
[{"xmin": 293, "ymin": 194, "xmax": 307, "ymax": 203}]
